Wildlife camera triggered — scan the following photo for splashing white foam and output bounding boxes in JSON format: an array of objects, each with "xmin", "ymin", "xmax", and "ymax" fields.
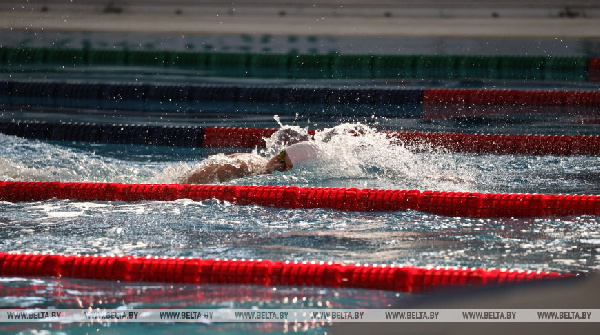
[
  {"xmin": 258, "ymin": 122, "xmax": 476, "ymax": 191},
  {"xmin": 151, "ymin": 120, "xmax": 477, "ymax": 190},
  {"xmin": 0, "ymin": 156, "xmax": 76, "ymax": 181}
]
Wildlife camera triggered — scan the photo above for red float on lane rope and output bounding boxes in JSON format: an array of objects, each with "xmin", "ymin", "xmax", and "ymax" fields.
[
  {"xmin": 423, "ymin": 88, "xmax": 600, "ymax": 108},
  {"xmin": 0, "ymin": 253, "xmax": 571, "ymax": 293},
  {"xmin": 1, "ymin": 181, "xmax": 599, "ymax": 218}
]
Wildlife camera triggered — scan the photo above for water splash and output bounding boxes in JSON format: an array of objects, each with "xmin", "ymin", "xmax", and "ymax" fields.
[
  {"xmin": 257, "ymin": 122, "xmax": 477, "ymax": 191},
  {"xmin": 263, "ymin": 116, "xmax": 311, "ymax": 156},
  {"xmin": 0, "ymin": 134, "xmax": 155, "ymax": 183}
]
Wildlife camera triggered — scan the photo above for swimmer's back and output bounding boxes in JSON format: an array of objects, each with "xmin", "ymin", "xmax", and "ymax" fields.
[{"xmin": 179, "ymin": 153, "xmax": 268, "ymax": 184}]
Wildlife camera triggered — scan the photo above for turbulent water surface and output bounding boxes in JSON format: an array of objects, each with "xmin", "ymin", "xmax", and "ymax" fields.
[{"xmin": 1, "ymin": 122, "xmax": 599, "ymax": 334}]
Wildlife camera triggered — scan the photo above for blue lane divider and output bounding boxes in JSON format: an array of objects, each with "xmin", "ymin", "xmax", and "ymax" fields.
[
  {"xmin": 0, "ymin": 80, "xmax": 424, "ymax": 117},
  {"xmin": 0, "ymin": 121, "xmax": 206, "ymax": 147}
]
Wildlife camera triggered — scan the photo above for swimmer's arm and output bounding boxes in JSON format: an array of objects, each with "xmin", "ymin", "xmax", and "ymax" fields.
[{"xmin": 182, "ymin": 162, "xmax": 251, "ymax": 184}]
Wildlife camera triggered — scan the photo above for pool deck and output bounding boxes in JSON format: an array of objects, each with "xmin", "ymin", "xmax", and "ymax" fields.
[{"xmin": 3, "ymin": 11, "xmax": 600, "ymax": 38}]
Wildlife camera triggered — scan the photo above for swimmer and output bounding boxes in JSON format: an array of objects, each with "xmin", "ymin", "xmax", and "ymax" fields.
[{"xmin": 180, "ymin": 141, "xmax": 319, "ymax": 184}]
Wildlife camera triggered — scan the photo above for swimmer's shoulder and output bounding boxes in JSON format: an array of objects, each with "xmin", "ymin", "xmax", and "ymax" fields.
[{"xmin": 226, "ymin": 152, "xmax": 269, "ymax": 167}]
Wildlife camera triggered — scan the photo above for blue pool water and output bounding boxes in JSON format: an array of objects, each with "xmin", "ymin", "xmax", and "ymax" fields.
[{"xmin": 1, "ymin": 70, "xmax": 600, "ymax": 334}]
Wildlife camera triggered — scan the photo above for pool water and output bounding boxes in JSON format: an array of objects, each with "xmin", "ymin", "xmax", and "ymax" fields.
[
  {"xmin": 1, "ymin": 115, "xmax": 600, "ymax": 333},
  {"xmin": 1, "ymin": 61, "xmax": 600, "ymax": 334}
]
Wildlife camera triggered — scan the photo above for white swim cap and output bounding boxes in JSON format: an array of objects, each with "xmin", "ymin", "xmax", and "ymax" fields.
[{"xmin": 285, "ymin": 142, "xmax": 319, "ymax": 166}]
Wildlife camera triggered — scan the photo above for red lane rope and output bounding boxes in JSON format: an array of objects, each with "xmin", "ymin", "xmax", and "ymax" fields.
[
  {"xmin": 0, "ymin": 253, "xmax": 570, "ymax": 293},
  {"xmin": 1, "ymin": 181, "xmax": 599, "ymax": 218},
  {"xmin": 423, "ymin": 89, "xmax": 600, "ymax": 107},
  {"xmin": 202, "ymin": 127, "xmax": 600, "ymax": 156},
  {"xmin": 386, "ymin": 131, "xmax": 600, "ymax": 155}
]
